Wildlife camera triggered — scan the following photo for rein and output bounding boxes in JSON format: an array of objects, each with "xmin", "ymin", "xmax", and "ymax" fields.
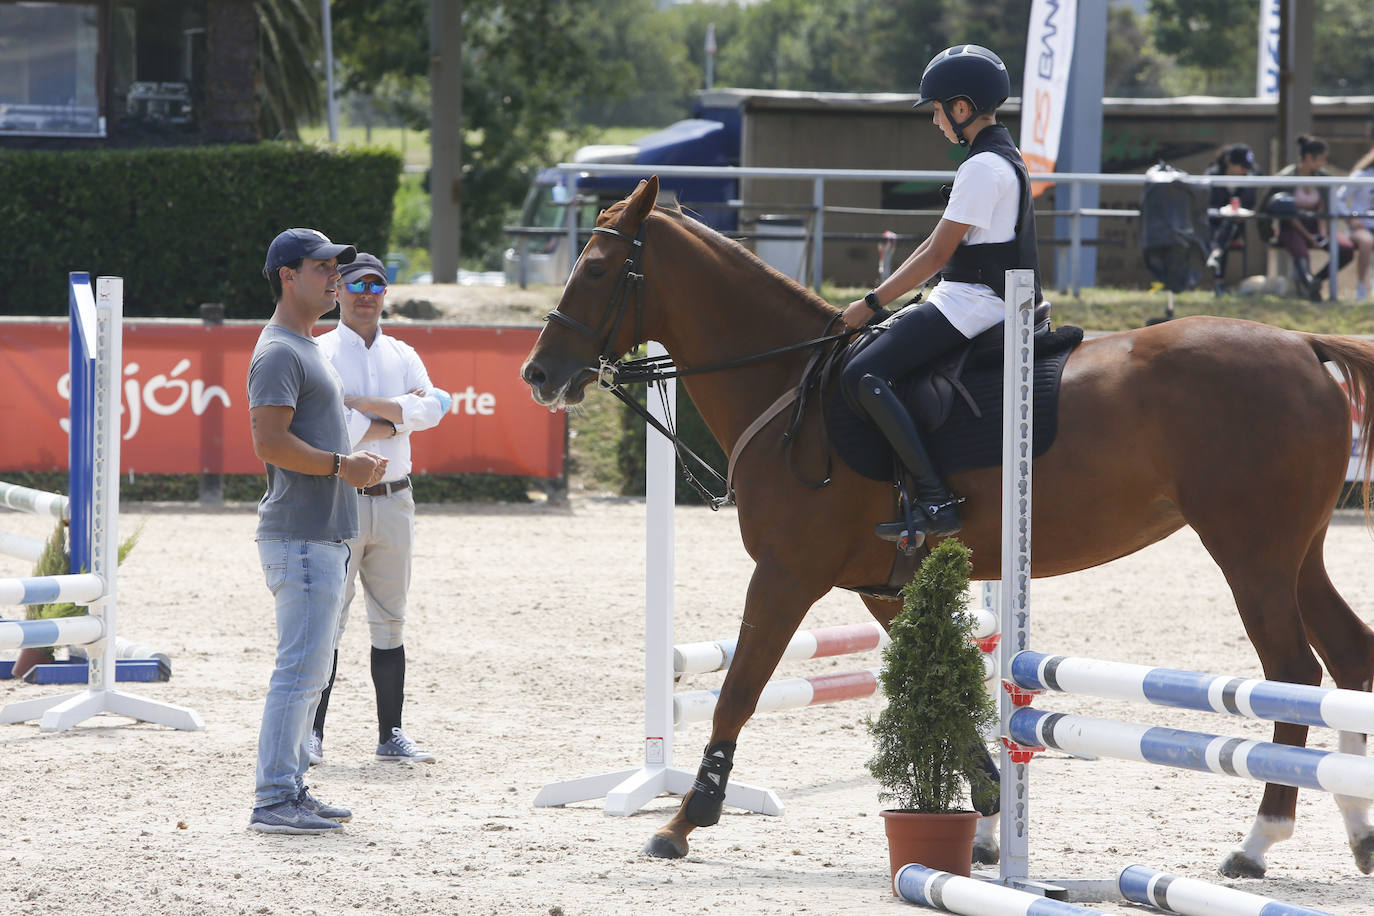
[{"xmin": 542, "ymin": 220, "xmax": 859, "ymax": 509}]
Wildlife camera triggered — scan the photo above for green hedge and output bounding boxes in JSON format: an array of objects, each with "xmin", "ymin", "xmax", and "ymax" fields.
[{"xmin": 0, "ymin": 143, "xmax": 402, "ymax": 319}]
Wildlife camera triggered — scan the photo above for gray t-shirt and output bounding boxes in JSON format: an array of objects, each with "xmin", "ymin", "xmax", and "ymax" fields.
[{"xmin": 247, "ymin": 324, "xmax": 359, "ymax": 542}]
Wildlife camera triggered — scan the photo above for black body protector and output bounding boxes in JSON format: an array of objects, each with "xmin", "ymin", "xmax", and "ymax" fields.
[{"xmin": 937, "ymin": 123, "xmax": 1044, "ymax": 306}]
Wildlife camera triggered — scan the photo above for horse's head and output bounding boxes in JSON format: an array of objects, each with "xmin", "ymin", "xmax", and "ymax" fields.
[{"xmin": 521, "ymin": 176, "xmax": 660, "ymax": 408}]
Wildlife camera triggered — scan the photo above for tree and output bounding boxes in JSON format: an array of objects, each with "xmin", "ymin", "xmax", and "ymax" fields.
[
  {"xmin": 256, "ymin": 0, "xmax": 325, "ymax": 140},
  {"xmin": 331, "ymin": 0, "xmax": 620, "ymax": 264}
]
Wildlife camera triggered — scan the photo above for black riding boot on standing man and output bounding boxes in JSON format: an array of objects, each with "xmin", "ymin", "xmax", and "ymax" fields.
[{"xmin": 861, "ymin": 373, "xmax": 962, "ymax": 537}]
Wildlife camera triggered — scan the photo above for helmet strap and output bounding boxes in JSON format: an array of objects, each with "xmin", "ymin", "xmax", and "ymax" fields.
[{"xmin": 939, "ymin": 100, "xmax": 979, "ymax": 147}]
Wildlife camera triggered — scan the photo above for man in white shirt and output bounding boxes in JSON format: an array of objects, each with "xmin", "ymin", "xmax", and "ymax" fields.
[
  {"xmin": 313, "ymin": 252, "xmax": 448, "ymax": 764},
  {"xmin": 839, "ymin": 44, "xmax": 1043, "ymax": 542}
]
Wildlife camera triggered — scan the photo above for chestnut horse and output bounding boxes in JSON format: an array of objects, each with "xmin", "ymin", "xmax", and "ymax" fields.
[{"xmin": 520, "ymin": 177, "xmax": 1374, "ymax": 878}]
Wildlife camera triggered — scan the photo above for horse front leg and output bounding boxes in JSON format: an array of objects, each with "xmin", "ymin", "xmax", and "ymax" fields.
[{"xmin": 642, "ymin": 561, "xmax": 823, "ymax": 858}]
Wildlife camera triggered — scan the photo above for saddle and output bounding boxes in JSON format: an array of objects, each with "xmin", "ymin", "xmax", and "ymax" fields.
[
  {"xmin": 828, "ymin": 304, "xmax": 1081, "ymax": 483},
  {"xmin": 824, "ymin": 305, "xmax": 1083, "ymax": 596}
]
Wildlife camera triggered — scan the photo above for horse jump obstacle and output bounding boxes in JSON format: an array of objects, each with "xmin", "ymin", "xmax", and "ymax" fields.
[
  {"xmin": 1117, "ymin": 865, "xmax": 1337, "ymax": 916},
  {"xmin": 894, "ymin": 864, "xmax": 1338, "ymax": 916},
  {"xmin": 672, "ymin": 616, "xmax": 999, "ymax": 727},
  {"xmin": 0, "ymin": 273, "xmax": 201, "ymax": 732},
  {"xmin": 966, "ymin": 270, "xmax": 1347, "ymax": 915}
]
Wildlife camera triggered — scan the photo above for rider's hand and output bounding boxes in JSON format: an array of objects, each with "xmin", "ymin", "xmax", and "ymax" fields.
[{"xmin": 841, "ymin": 299, "xmax": 875, "ymax": 330}]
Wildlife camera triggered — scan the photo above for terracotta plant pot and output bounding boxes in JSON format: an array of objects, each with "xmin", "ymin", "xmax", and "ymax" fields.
[
  {"xmin": 879, "ymin": 809, "xmax": 981, "ymax": 892},
  {"xmin": 11, "ymin": 645, "xmax": 55, "ymax": 681}
]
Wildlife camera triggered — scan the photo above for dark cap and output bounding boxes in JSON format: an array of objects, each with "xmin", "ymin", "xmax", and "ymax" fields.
[
  {"xmin": 1227, "ymin": 144, "xmax": 1257, "ymax": 170},
  {"xmin": 339, "ymin": 252, "xmax": 387, "ymax": 283},
  {"xmin": 262, "ymin": 228, "xmax": 356, "ymax": 278}
]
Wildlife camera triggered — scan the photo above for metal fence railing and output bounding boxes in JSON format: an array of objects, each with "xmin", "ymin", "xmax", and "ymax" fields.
[{"xmin": 512, "ymin": 164, "xmax": 1374, "ymax": 300}]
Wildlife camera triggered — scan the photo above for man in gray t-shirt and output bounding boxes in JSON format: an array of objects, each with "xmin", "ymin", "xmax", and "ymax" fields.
[{"xmin": 245, "ymin": 228, "xmax": 388, "ymax": 835}]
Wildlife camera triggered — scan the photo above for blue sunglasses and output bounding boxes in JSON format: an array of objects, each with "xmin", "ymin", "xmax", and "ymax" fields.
[{"xmin": 345, "ymin": 280, "xmax": 387, "ymax": 294}]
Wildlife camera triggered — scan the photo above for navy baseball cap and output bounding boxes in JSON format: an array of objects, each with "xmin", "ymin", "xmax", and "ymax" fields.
[
  {"xmin": 1227, "ymin": 144, "xmax": 1257, "ymax": 170},
  {"xmin": 262, "ymin": 228, "xmax": 356, "ymax": 278},
  {"xmin": 339, "ymin": 252, "xmax": 387, "ymax": 283}
]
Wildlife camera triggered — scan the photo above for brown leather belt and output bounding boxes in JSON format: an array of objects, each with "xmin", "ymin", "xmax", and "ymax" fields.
[{"xmin": 358, "ymin": 477, "xmax": 410, "ymax": 497}]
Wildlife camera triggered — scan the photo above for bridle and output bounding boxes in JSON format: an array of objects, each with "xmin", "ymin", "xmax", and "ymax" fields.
[{"xmin": 541, "ymin": 217, "xmax": 859, "ymax": 508}]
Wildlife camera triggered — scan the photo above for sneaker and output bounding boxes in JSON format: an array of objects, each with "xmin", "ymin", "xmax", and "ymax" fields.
[
  {"xmin": 376, "ymin": 727, "xmax": 436, "ymax": 763},
  {"xmin": 1204, "ymin": 250, "xmax": 1222, "ymax": 274},
  {"xmin": 1358, "ymin": 283, "xmax": 1369, "ymax": 302},
  {"xmin": 307, "ymin": 730, "xmax": 323, "ymax": 767},
  {"xmin": 297, "ymin": 786, "xmax": 352, "ymax": 823},
  {"xmin": 248, "ymin": 800, "xmax": 341, "ymax": 835}
]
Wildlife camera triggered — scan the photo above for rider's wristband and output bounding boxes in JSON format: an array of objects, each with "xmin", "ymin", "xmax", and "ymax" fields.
[
  {"xmin": 863, "ymin": 290, "xmax": 882, "ymax": 312},
  {"xmin": 331, "ymin": 453, "xmax": 342, "ymax": 477}
]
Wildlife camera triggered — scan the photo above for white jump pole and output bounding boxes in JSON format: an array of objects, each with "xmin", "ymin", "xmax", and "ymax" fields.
[{"xmin": 535, "ymin": 342, "xmax": 781, "ymax": 816}]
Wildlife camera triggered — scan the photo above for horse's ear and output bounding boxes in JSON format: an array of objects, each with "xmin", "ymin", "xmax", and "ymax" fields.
[{"xmin": 623, "ymin": 176, "xmax": 660, "ymax": 229}]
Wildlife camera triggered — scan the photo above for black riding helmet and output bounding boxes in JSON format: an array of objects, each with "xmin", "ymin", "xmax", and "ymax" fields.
[{"xmin": 912, "ymin": 45, "xmax": 1010, "ymax": 146}]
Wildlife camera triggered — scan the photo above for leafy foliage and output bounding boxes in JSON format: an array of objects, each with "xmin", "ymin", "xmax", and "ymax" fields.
[
  {"xmin": 866, "ymin": 539, "xmax": 997, "ymax": 813},
  {"xmin": 0, "ymin": 144, "xmax": 400, "ymax": 317},
  {"xmin": 331, "ymin": 0, "xmax": 622, "ymax": 265},
  {"xmin": 26, "ymin": 519, "xmax": 142, "ymax": 621},
  {"xmin": 256, "ymin": 0, "xmax": 325, "ymax": 140}
]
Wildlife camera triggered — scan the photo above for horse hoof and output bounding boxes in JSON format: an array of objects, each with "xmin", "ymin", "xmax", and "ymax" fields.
[
  {"xmin": 641, "ymin": 832, "xmax": 688, "ymax": 859},
  {"xmin": 972, "ymin": 839, "xmax": 1000, "ymax": 866},
  {"xmin": 1351, "ymin": 832, "xmax": 1374, "ymax": 874},
  {"xmin": 1218, "ymin": 851, "xmax": 1265, "ymax": 879}
]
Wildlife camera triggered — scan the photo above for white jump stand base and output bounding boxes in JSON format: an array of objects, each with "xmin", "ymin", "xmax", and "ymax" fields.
[
  {"xmin": 1, "ymin": 687, "xmax": 204, "ymax": 732},
  {"xmin": 535, "ymin": 764, "xmax": 783, "ymax": 817}
]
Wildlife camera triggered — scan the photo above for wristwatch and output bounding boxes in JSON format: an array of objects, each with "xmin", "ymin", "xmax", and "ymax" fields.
[{"xmin": 863, "ymin": 290, "xmax": 882, "ymax": 312}]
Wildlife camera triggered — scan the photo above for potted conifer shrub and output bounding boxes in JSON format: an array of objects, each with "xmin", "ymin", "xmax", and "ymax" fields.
[{"xmin": 866, "ymin": 538, "xmax": 998, "ymax": 889}]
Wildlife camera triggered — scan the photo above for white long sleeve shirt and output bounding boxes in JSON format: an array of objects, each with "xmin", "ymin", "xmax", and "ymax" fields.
[{"xmin": 317, "ymin": 321, "xmax": 444, "ymax": 482}]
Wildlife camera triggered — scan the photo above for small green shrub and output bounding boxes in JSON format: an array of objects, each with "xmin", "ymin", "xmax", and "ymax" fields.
[{"xmin": 866, "ymin": 539, "xmax": 998, "ymax": 813}]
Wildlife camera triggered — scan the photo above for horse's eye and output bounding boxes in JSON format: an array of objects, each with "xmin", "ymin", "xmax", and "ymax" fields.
[{"xmin": 586, "ymin": 262, "xmax": 607, "ymax": 279}]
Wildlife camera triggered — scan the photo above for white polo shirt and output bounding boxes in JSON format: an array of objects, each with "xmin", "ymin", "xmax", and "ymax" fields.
[
  {"xmin": 317, "ymin": 322, "xmax": 444, "ymax": 482},
  {"xmin": 912, "ymin": 150, "xmax": 1022, "ymax": 338}
]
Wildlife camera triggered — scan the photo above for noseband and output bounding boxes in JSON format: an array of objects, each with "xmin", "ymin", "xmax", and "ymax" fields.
[{"xmin": 543, "ymin": 223, "xmax": 648, "ymax": 367}]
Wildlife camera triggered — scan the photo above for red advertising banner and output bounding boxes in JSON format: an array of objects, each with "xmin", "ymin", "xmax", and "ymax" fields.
[{"xmin": 0, "ymin": 320, "xmax": 564, "ymax": 478}]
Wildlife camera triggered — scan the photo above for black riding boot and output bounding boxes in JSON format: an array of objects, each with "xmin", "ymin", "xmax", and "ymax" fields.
[
  {"xmin": 859, "ymin": 373, "xmax": 961, "ymax": 537},
  {"xmin": 1293, "ymin": 256, "xmax": 1320, "ymax": 302}
]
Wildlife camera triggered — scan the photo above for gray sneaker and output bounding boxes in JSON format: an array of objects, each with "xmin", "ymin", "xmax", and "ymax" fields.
[
  {"xmin": 297, "ymin": 786, "xmax": 352, "ymax": 823},
  {"xmin": 248, "ymin": 800, "xmax": 341, "ymax": 835},
  {"xmin": 376, "ymin": 727, "xmax": 436, "ymax": 763},
  {"xmin": 307, "ymin": 730, "xmax": 324, "ymax": 767}
]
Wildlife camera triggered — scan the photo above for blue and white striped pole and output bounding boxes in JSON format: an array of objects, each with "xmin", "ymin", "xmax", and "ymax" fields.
[
  {"xmin": 1010, "ymin": 708, "xmax": 1374, "ymax": 800},
  {"xmin": 1118, "ymin": 865, "xmax": 1337, "ymax": 916},
  {"xmin": 0, "ymin": 614, "xmax": 104, "ymax": 651},
  {"xmin": 1011, "ymin": 651, "xmax": 1374, "ymax": 733},
  {"xmin": 895, "ymin": 864, "xmax": 1109, "ymax": 914},
  {"xmin": 0, "ymin": 574, "xmax": 104, "ymax": 607}
]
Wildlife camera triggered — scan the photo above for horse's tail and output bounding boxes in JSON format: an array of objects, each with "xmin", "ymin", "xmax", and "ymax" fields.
[{"xmin": 1309, "ymin": 334, "xmax": 1374, "ymax": 522}]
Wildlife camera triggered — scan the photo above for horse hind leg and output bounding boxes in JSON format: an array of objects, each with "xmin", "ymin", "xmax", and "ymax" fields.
[
  {"xmin": 1296, "ymin": 530, "xmax": 1374, "ymax": 874},
  {"xmin": 1187, "ymin": 530, "xmax": 1319, "ymax": 878}
]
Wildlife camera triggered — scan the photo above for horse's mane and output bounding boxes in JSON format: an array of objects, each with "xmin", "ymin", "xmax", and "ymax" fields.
[{"xmin": 598, "ymin": 198, "xmax": 839, "ymax": 325}]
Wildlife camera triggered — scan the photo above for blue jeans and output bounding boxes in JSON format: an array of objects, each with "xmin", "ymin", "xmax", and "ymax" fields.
[{"xmin": 254, "ymin": 538, "xmax": 350, "ymax": 808}]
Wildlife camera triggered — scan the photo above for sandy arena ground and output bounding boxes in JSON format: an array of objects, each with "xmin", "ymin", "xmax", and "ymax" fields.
[{"xmin": 3, "ymin": 499, "xmax": 1374, "ymax": 915}]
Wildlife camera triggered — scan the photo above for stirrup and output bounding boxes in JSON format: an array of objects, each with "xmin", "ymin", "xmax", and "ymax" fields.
[{"xmin": 875, "ymin": 520, "xmax": 926, "ymax": 556}]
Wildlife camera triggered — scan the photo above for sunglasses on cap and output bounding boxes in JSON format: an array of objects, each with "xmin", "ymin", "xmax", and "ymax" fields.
[{"xmin": 344, "ymin": 280, "xmax": 387, "ymax": 294}]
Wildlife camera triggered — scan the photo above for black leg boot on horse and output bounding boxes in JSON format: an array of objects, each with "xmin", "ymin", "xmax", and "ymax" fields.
[{"xmin": 859, "ymin": 373, "xmax": 963, "ymax": 539}]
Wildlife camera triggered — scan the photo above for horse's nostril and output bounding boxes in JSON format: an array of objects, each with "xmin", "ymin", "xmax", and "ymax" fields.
[{"xmin": 523, "ymin": 362, "xmax": 546, "ymax": 386}]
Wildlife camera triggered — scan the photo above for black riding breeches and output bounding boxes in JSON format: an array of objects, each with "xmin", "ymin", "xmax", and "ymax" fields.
[{"xmin": 840, "ymin": 302, "xmax": 969, "ymax": 409}]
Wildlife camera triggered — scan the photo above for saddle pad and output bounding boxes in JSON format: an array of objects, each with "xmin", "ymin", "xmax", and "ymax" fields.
[{"xmin": 828, "ymin": 327, "xmax": 1083, "ymax": 482}]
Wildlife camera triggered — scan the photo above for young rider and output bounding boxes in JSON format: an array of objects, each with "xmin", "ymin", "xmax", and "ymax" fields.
[{"xmin": 840, "ymin": 44, "xmax": 1043, "ymax": 539}]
